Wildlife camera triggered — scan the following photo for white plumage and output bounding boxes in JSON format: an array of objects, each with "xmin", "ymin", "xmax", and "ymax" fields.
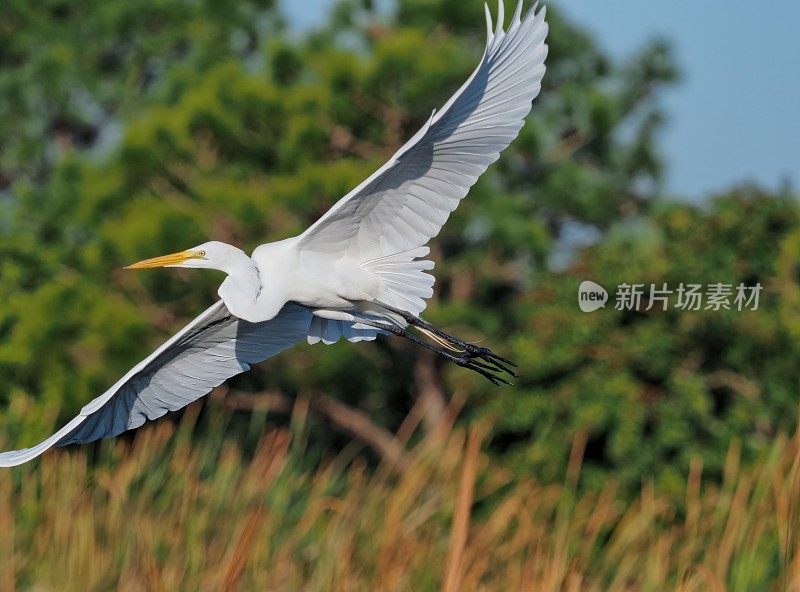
[{"xmin": 0, "ymin": 0, "xmax": 547, "ymax": 467}]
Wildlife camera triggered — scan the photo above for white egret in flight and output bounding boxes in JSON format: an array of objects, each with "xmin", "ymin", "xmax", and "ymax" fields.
[{"xmin": 0, "ymin": 0, "xmax": 547, "ymax": 466}]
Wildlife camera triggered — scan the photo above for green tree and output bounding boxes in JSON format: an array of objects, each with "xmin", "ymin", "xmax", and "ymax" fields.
[
  {"xmin": 489, "ymin": 186, "xmax": 800, "ymax": 493},
  {"xmin": 0, "ymin": 0, "xmax": 278, "ymax": 188}
]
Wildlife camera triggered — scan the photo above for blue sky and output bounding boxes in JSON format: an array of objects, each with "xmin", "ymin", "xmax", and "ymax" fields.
[{"xmin": 282, "ymin": 0, "xmax": 799, "ymax": 200}]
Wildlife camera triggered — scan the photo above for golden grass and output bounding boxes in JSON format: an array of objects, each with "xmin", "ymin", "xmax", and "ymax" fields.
[{"xmin": 1, "ymin": 406, "xmax": 800, "ymax": 591}]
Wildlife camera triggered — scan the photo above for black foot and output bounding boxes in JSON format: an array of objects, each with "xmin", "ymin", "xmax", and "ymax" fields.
[
  {"xmin": 446, "ymin": 352, "xmax": 514, "ymax": 386},
  {"xmin": 461, "ymin": 343, "xmax": 517, "ymax": 377},
  {"xmin": 367, "ymin": 301, "xmax": 518, "ymax": 386}
]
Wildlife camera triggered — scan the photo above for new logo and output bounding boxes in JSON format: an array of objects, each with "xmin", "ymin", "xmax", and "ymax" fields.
[{"xmin": 578, "ymin": 280, "xmax": 608, "ymax": 312}]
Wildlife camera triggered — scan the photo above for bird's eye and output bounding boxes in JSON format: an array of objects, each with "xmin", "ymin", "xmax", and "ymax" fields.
[{"xmin": 198, "ymin": 250, "xmax": 206, "ymax": 257}]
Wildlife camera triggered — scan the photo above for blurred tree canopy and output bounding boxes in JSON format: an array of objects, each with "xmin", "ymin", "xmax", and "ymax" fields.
[{"xmin": 0, "ymin": 0, "xmax": 797, "ymax": 492}]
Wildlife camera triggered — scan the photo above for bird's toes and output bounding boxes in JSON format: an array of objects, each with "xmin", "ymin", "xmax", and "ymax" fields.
[
  {"xmin": 453, "ymin": 355, "xmax": 514, "ymax": 386},
  {"xmin": 463, "ymin": 345, "xmax": 517, "ymax": 376}
]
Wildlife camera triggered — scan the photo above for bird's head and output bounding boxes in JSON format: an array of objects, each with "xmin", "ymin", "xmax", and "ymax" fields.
[{"xmin": 125, "ymin": 241, "xmax": 245, "ymax": 272}]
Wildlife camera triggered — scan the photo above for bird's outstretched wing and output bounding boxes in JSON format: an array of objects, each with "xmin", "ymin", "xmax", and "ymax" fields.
[
  {"xmin": 297, "ymin": 0, "xmax": 548, "ymax": 259},
  {"xmin": 0, "ymin": 301, "xmax": 312, "ymax": 467}
]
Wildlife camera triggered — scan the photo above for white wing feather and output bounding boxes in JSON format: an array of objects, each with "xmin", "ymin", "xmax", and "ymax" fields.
[
  {"xmin": 297, "ymin": 0, "xmax": 548, "ymax": 259},
  {"xmin": 0, "ymin": 302, "xmax": 312, "ymax": 467}
]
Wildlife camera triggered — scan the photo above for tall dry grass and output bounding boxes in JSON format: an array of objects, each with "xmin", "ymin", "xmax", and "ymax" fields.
[{"xmin": 1, "ymin": 402, "xmax": 800, "ymax": 591}]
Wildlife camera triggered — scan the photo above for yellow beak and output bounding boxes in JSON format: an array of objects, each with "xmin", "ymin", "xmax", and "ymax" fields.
[{"xmin": 125, "ymin": 250, "xmax": 201, "ymax": 269}]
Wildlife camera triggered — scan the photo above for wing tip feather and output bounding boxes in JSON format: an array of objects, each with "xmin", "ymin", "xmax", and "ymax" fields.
[
  {"xmin": 512, "ymin": 0, "xmax": 524, "ymax": 26},
  {"xmin": 484, "ymin": 3, "xmax": 492, "ymax": 47},
  {"xmin": 495, "ymin": 0, "xmax": 504, "ymax": 39}
]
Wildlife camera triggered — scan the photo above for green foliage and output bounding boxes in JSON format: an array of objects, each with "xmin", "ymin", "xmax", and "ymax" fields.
[
  {"xmin": 491, "ymin": 188, "xmax": 800, "ymax": 493},
  {"xmin": 0, "ymin": 0, "xmax": 278, "ymax": 186}
]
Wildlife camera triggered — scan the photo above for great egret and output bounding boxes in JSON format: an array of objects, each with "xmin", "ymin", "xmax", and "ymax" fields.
[{"xmin": 0, "ymin": 0, "xmax": 547, "ymax": 467}]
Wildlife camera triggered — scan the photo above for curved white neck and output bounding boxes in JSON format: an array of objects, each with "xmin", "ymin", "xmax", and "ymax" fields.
[{"xmin": 217, "ymin": 253, "xmax": 264, "ymax": 323}]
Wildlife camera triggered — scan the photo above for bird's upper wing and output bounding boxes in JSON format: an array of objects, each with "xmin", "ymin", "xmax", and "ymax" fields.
[
  {"xmin": 0, "ymin": 301, "xmax": 312, "ymax": 467},
  {"xmin": 297, "ymin": 0, "xmax": 548, "ymax": 259}
]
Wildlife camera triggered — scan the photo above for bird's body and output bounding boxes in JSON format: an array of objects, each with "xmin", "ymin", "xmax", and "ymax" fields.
[
  {"xmin": 251, "ymin": 239, "xmax": 381, "ymax": 317},
  {"xmin": 193, "ymin": 238, "xmax": 398, "ymax": 324},
  {"xmin": 0, "ymin": 0, "xmax": 548, "ymax": 466},
  {"xmin": 212, "ymin": 239, "xmax": 362, "ymax": 324}
]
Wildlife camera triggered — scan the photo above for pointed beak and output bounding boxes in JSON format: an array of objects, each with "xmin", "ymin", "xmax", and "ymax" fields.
[{"xmin": 125, "ymin": 250, "xmax": 200, "ymax": 269}]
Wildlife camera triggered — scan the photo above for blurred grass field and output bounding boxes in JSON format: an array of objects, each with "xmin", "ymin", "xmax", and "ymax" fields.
[{"xmin": 2, "ymin": 399, "xmax": 800, "ymax": 591}]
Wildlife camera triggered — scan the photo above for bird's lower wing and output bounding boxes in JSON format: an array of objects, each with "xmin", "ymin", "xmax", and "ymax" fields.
[{"xmin": 0, "ymin": 301, "xmax": 312, "ymax": 467}]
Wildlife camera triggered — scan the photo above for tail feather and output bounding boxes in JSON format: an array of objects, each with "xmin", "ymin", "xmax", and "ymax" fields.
[
  {"xmin": 365, "ymin": 247, "xmax": 435, "ymax": 318},
  {"xmin": 306, "ymin": 247, "xmax": 435, "ymax": 345}
]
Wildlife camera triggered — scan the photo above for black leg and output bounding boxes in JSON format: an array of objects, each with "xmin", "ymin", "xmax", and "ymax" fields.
[
  {"xmin": 372, "ymin": 300, "xmax": 517, "ymax": 375},
  {"xmin": 370, "ymin": 321, "xmax": 513, "ymax": 386},
  {"xmin": 366, "ymin": 302, "xmax": 517, "ymax": 384}
]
